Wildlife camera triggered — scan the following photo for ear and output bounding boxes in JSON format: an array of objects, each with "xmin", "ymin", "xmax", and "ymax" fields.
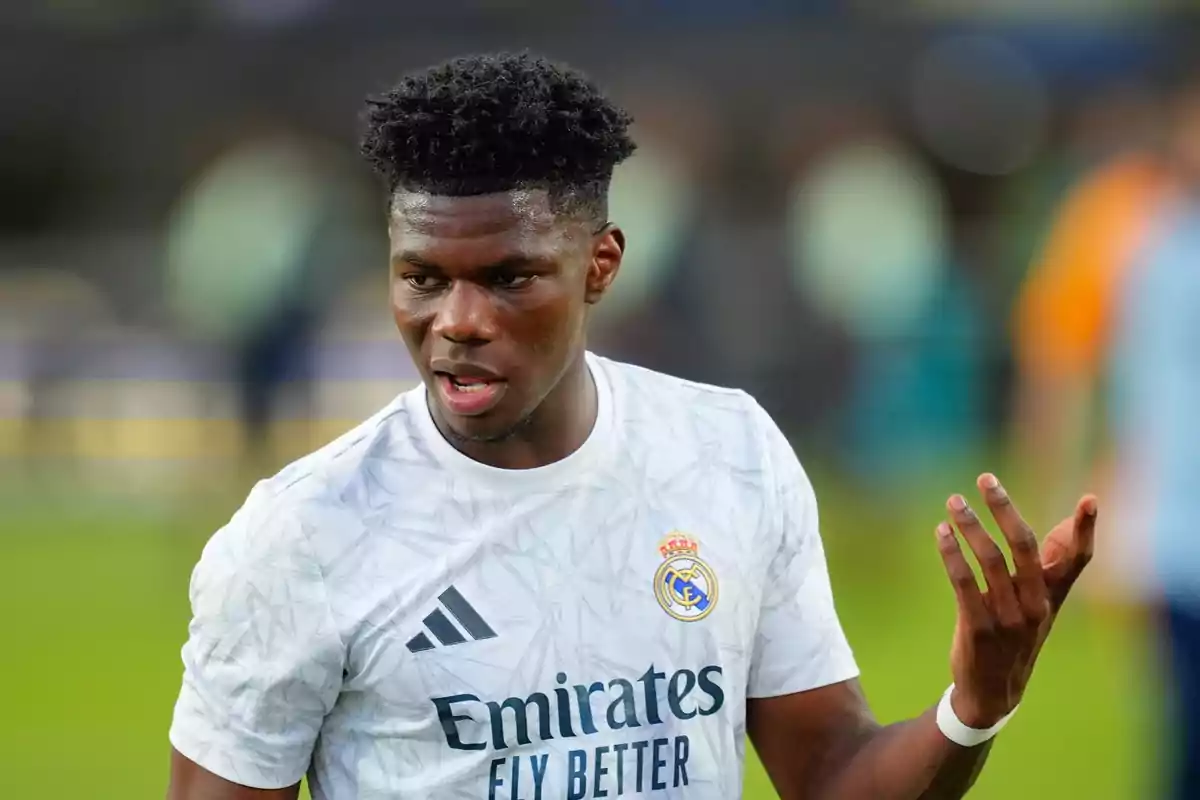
[{"xmin": 585, "ymin": 225, "xmax": 624, "ymax": 305}]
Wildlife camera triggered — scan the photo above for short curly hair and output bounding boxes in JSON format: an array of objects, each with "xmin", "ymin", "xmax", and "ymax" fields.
[{"xmin": 361, "ymin": 51, "xmax": 637, "ymax": 221}]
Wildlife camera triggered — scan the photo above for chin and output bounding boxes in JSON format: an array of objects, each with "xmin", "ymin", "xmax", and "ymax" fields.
[{"xmin": 443, "ymin": 411, "xmax": 529, "ymax": 445}]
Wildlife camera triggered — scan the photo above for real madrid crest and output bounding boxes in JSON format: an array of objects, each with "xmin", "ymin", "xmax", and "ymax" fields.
[{"xmin": 654, "ymin": 532, "xmax": 719, "ymax": 622}]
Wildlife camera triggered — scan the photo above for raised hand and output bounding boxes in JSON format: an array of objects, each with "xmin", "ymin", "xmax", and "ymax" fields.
[{"xmin": 935, "ymin": 473, "xmax": 1097, "ymax": 729}]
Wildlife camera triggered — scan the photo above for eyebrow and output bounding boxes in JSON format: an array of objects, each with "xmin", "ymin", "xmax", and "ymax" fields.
[
  {"xmin": 393, "ymin": 252, "xmax": 543, "ymax": 272},
  {"xmin": 394, "ymin": 251, "xmax": 443, "ymax": 271}
]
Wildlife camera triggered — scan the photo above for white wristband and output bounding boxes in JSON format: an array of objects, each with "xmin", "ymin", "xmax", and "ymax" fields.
[{"xmin": 935, "ymin": 684, "xmax": 1018, "ymax": 747}]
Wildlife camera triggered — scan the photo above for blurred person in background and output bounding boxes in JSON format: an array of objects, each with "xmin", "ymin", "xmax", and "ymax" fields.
[
  {"xmin": 585, "ymin": 77, "xmax": 711, "ymax": 373},
  {"xmin": 992, "ymin": 78, "xmax": 1165, "ymax": 338},
  {"xmin": 782, "ymin": 110, "xmax": 985, "ymax": 481},
  {"xmin": 163, "ymin": 123, "xmax": 368, "ymax": 469},
  {"xmin": 1109, "ymin": 69, "xmax": 1200, "ymax": 800},
  {"xmin": 1010, "ymin": 93, "xmax": 1171, "ymax": 525},
  {"xmin": 1012, "ymin": 66, "xmax": 1200, "ymax": 798}
]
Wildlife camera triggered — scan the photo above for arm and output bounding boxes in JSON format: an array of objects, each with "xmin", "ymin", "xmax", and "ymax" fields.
[
  {"xmin": 749, "ymin": 474, "xmax": 1097, "ymax": 800},
  {"xmin": 745, "ymin": 401, "xmax": 1096, "ymax": 799},
  {"xmin": 166, "ymin": 496, "xmax": 345, "ymax": 799},
  {"xmin": 749, "ymin": 681, "xmax": 990, "ymax": 800},
  {"xmin": 1010, "ymin": 372, "xmax": 1096, "ymax": 520},
  {"xmin": 168, "ymin": 750, "xmax": 300, "ymax": 800}
]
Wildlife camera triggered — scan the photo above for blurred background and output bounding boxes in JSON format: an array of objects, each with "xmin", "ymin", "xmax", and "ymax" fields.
[{"xmin": 4, "ymin": 1, "xmax": 1200, "ymax": 797}]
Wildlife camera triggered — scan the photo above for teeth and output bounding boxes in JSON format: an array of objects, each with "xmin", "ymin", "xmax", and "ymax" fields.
[{"xmin": 451, "ymin": 377, "xmax": 489, "ymax": 392}]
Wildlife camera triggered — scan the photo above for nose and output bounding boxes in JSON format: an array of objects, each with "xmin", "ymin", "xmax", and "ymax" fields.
[{"xmin": 430, "ymin": 281, "xmax": 498, "ymax": 345}]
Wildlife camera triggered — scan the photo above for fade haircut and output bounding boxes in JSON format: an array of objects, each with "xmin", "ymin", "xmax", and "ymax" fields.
[{"xmin": 361, "ymin": 51, "xmax": 637, "ymax": 223}]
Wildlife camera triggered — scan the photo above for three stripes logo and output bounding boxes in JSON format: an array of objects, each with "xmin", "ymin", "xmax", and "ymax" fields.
[{"xmin": 405, "ymin": 586, "xmax": 497, "ymax": 653}]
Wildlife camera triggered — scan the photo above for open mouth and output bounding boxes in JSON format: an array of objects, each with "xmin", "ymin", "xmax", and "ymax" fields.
[
  {"xmin": 433, "ymin": 372, "xmax": 508, "ymax": 417},
  {"xmin": 445, "ymin": 375, "xmax": 493, "ymax": 392}
]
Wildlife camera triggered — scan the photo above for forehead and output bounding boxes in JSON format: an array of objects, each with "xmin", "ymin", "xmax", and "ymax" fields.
[{"xmin": 388, "ymin": 190, "xmax": 579, "ymax": 263}]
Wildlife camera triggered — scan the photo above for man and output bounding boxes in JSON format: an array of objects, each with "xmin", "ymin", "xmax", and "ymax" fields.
[
  {"xmin": 1111, "ymin": 166, "xmax": 1200, "ymax": 800},
  {"xmin": 1014, "ymin": 66, "xmax": 1200, "ymax": 799},
  {"xmin": 167, "ymin": 52, "xmax": 1097, "ymax": 799},
  {"xmin": 1010, "ymin": 137, "xmax": 1168, "ymax": 527}
]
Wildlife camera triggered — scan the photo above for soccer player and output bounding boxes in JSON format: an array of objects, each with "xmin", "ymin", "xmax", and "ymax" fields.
[{"xmin": 166, "ymin": 52, "xmax": 1097, "ymax": 799}]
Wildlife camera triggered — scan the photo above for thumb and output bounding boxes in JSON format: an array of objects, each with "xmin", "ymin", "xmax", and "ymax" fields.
[
  {"xmin": 1042, "ymin": 495, "xmax": 1098, "ymax": 608},
  {"xmin": 1041, "ymin": 495, "xmax": 1098, "ymax": 570}
]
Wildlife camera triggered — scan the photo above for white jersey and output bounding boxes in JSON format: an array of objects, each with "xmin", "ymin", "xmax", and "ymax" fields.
[{"xmin": 169, "ymin": 352, "xmax": 858, "ymax": 799}]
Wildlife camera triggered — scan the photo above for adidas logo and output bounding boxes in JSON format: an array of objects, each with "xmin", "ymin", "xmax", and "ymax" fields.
[{"xmin": 406, "ymin": 586, "xmax": 497, "ymax": 652}]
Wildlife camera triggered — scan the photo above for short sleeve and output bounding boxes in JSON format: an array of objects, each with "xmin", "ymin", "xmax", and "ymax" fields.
[
  {"xmin": 746, "ymin": 402, "xmax": 859, "ymax": 698},
  {"xmin": 169, "ymin": 492, "xmax": 345, "ymax": 789}
]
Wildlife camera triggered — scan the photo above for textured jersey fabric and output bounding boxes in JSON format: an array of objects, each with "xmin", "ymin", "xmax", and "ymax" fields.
[{"xmin": 169, "ymin": 352, "xmax": 858, "ymax": 798}]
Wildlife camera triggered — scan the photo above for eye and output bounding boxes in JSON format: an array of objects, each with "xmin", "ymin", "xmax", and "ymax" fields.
[
  {"xmin": 404, "ymin": 274, "xmax": 445, "ymax": 291},
  {"xmin": 492, "ymin": 272, "xmax": 536, "ymax": 290}
]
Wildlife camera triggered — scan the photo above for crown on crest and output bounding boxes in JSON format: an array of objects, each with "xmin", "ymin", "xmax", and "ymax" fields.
[{"xmin": 659, "ymin": 533, "xmax": 699, "ymax": 559}]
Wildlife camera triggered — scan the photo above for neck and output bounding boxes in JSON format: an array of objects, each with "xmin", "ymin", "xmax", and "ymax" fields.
[{"xmin": 440, "ymin": 352, "xmax": 597, "ymax": 471}]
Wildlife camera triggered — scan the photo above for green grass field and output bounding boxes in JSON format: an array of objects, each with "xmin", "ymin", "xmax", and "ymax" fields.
[{"xmin": 0, "ymin": 471, "xmax": 1159, "ymax": 798}]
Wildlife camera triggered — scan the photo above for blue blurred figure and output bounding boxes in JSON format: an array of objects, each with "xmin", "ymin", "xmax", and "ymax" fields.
[{"xmin": 1109, "ymin": 69, "xmax": 1200, "ymax": 800}]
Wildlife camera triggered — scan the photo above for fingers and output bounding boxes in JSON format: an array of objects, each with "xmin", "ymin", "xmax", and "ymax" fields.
[
  {"xmin": 947, "ymin": 493, "xmax": 1025, "ymax": 627},
  {"xmin": 935, "ymin": 522, "xmax": 990, "ymax": 627},
  {"xmin": 977, "ymin": 473, "xmax": 1049, "ymax": 618}
]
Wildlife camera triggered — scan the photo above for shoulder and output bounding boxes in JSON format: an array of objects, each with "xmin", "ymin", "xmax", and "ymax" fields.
[
  {"xmin": 598, "ymin": 354, "xmax": 756, "ymax": 422},
  {"xmin": 596, "ymin": 354, "xmax": 791, "ymax": 473},
  {"xmin": 260, "ymin": 389, "xmax": 421, "ymax": 503},
  {"xmin": 199, "ymin": 389, "xmax": 427, "ymax": 573},
  {"xmin": 598, "ymin": 354, "xmax": 747, "ymax": 403}
]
